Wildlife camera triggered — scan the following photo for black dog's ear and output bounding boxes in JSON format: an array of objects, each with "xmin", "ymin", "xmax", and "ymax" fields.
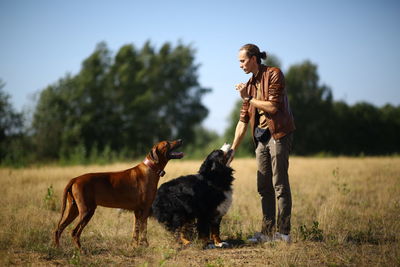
[
  {"xmin": 199, "ymin": 158, "xmax": 212, "ymax": 173},
  {"xmin": 199, "ymin": 160, "xmax": 220, "ymax": 173},
  {"xmin": 150, "ymin": 147, "xmax": 159, "ymax": 164},
  {"xmin": 199, "ymin": 150, "xmax": 224, "ymax": 174},
  {"xmin": 211, "ymin": 161, "xmax": 222, "ymax": 172}
]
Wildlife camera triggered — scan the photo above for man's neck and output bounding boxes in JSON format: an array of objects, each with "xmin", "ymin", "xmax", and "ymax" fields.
[
  {"xmin": 252, "ymin": 64, "xmax": 261, "ymax": 76},
  {"xmin": 252, "ymin": 64, "xmax": 261, "ymax": 80}
]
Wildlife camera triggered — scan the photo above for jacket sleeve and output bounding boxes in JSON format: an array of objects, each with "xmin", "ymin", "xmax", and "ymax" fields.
[{"xmin": 267, "ymin": 68, "xmax": 285, "ymax": 105}]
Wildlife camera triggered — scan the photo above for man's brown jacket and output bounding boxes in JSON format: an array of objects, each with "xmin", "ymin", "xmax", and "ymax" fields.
[{"xmin": 239, "ymin": 65, "xmax": 295, "ymax": 142}]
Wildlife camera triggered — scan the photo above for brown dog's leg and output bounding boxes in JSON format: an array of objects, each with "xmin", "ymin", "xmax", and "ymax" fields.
[
  {"xmin": 139, "ymin": 217, "xmax": 149, "ymax": 247},
  {"xmin": 54, "ymin": 200, "xmax": 79, "ymax": 247},
  {"xmin": 133, "ymin": 211, "xmax": 149, "ymax": 247},
  {"xmin": 133, "ymin": 211, "xmax": 141, "ymax": 246},
  {"xmin": 71, "ymin": 209, "xmax": 95, "ymax": 250}
]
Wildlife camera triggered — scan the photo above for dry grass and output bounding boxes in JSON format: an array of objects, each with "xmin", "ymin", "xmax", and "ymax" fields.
[{"xmin": 0, "ymin": 157, "xmax": 399, "ymax": 266}]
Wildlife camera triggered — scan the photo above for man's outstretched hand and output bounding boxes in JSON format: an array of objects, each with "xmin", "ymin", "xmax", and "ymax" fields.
[{"xmin": 227, "ymin": 149, "xmax": 235, "ymax": 166}]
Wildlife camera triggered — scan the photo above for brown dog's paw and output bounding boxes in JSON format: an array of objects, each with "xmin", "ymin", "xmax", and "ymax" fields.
[{"xmin": 139, "ymin": 239, "xmax": 149, "ymax": 247}]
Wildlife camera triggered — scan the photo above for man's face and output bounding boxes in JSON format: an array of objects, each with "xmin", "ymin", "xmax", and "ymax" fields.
[{"xmin": 238, "ymin": 50, "xmax": 257, "ymax": 74}]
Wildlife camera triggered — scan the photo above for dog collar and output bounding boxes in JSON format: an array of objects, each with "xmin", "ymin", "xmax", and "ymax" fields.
[{"xmin": 143, "ymin": 158, "xmax": 166, "ymax": 177}]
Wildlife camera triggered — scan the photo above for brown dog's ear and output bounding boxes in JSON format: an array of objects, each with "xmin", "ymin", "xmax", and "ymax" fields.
[{"xmin": 150, "ymin": 147, "xmax": 159, "ymax": 164}]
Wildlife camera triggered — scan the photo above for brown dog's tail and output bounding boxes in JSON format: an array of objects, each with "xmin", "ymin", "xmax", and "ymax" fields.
[{"xmin": 56, "ymin": 178, "xmax": 75, "ymax": 228}]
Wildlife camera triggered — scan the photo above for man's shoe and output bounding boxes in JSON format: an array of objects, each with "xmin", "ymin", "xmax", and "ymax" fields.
[
  {"xmin": 247, "ymin": 232, "xmax": 273, "ymax": 243},
  {"xmin": 274, "ymin": 232, "xmax": 291, "ymax": 243}
]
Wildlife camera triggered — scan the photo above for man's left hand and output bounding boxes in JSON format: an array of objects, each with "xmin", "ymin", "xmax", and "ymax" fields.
[{"xmin": 235, "ymin": 83, "xmax": 249, "ymax": 99}]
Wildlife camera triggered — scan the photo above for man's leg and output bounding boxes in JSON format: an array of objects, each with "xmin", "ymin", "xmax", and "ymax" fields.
[
  {"xmin": 255, "ymin": 141, "xmax": 275, "ymax": 235},
  {"xmin": 269, "ymin": 133, "xmax": 293, "ymax": 235}
]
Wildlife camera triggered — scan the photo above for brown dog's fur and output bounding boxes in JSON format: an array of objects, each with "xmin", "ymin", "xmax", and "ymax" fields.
[{"xmin": 53, "ymin": 140, "xmax": 183, "ymax": 250}]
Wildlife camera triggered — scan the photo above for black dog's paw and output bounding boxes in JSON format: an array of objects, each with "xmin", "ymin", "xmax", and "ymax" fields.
[{"xmin": 204, "ymin": 241, "xmax": 231, "ymax": 249}]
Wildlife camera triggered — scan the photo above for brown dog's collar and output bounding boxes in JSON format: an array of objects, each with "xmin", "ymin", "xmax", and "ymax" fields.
[{"xmin": 143, "ymin": 158, "xmax": 166, "ymax": 177}]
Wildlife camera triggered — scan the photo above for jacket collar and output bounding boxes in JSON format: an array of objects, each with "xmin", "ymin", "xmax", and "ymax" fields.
[{"xmin": 143, "ymin": 157, "xmax": 166, "ymax": 177}]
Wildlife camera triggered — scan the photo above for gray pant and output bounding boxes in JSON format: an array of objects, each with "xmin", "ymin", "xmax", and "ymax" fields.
[{"xmin": 255, "ymin": 132, "xmax": 293, "ymax": 235}]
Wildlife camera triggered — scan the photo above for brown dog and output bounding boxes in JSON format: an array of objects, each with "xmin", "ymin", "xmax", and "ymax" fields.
[{"xmin": 53, "ymin": 139, "xmax": 183, "ymax": 250}]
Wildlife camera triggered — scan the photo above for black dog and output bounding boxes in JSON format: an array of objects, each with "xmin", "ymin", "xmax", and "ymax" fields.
[{"xmin": 152, "ymin": 144, "xmax": 234, "ymax": 248}]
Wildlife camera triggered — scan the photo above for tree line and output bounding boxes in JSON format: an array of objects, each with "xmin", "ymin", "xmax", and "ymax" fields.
[
  {"xmin": 225, "ymin": 60, "xmax": 400, "ymax": 157},
  {"xmin": 1, "ymin": 42, "xmax": 400, "ymax": 166}
]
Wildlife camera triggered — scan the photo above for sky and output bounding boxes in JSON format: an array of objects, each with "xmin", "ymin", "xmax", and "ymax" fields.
[{"xmin": 1, "ymin": 0, "xmax": 399, "ymax": 135}]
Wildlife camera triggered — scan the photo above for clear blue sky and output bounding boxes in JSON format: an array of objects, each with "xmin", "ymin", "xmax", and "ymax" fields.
[{"xmin": 1, "ymin": 0, "xmax": 399, "ymax": 135}]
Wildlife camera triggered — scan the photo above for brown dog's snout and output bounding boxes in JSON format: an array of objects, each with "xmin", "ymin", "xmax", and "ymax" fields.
[
  {"xmin": 175, "ymin": 139, "xmax": 183, "ymax": 145},
  {"xmin": 168, "ymin": 139, "xmax": 184, "ymax": 159}
]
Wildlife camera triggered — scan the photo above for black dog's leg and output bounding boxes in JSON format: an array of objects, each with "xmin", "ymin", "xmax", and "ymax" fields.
[
  {"xmin": 178, "ymin": 224, "xmax": 192, "ymax": 246},
  {"xmin": 210, "ymin": 217, "xmax": 223, "ymax": 245},
  {"xmin": 196, "ymin": 217, "xmax": 210, "ymax": 245}
]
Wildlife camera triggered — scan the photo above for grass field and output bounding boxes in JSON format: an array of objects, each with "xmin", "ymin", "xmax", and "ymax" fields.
[{"xmin": 0, "ymin": 157, "xmax": 399, "ymax": 266}]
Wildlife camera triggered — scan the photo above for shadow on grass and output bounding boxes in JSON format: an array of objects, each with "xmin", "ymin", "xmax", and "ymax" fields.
[{"xmin": 225, "ymin": 238, "xmax": 247, "ymax": 248}]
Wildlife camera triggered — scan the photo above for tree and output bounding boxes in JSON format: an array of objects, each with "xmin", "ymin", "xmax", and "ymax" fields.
[
  {"xmin": 224, "ymin": 99, "xmax": 254, "ymax": 157},
  {"xmin": 379, "ymin": 104, "xmax": 400, "ymax": 154},
  {"xmin": 148, "ymin": 42, "xmax": 210, "ymax": 144},
  {"xmin": 285, "ymin": 60, "xmax": 333, "ymax": 154},
  {"xmin": 225, "ymin": 58, "xmax": 400, "ymax": 156},
  {"xmin": 31, "ymin": 41, "xmax": 210, "ymax": 162},
  {"xmin": 0, "ymin": 80, "xmax": 22, "ymax": 140},
  {"xmin": 62, "ymin": 42, "xmax": 114, "ymax": 157},
  {"xmin": 0, "ymin": 80, "xmax": 24, "ymax": 163},
  {"xmin": 107, "ymin": 43, "xmax": 145, "ymax": 153}
]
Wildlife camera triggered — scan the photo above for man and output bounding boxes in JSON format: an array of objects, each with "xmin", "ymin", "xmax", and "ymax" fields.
[{"xmin": 230, "ymin": 44, "xmax": 295, "ymax": 243}]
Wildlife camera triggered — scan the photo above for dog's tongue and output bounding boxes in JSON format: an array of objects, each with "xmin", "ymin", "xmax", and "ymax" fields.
[{"xmin": 170, "ymin": 152, "xmax": 184, "ymax": 159}]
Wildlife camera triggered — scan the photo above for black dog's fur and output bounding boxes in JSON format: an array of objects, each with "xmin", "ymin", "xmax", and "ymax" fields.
[{"xmin": 152, "ymin": 149, "xmax": 234, "ymax": 247}]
